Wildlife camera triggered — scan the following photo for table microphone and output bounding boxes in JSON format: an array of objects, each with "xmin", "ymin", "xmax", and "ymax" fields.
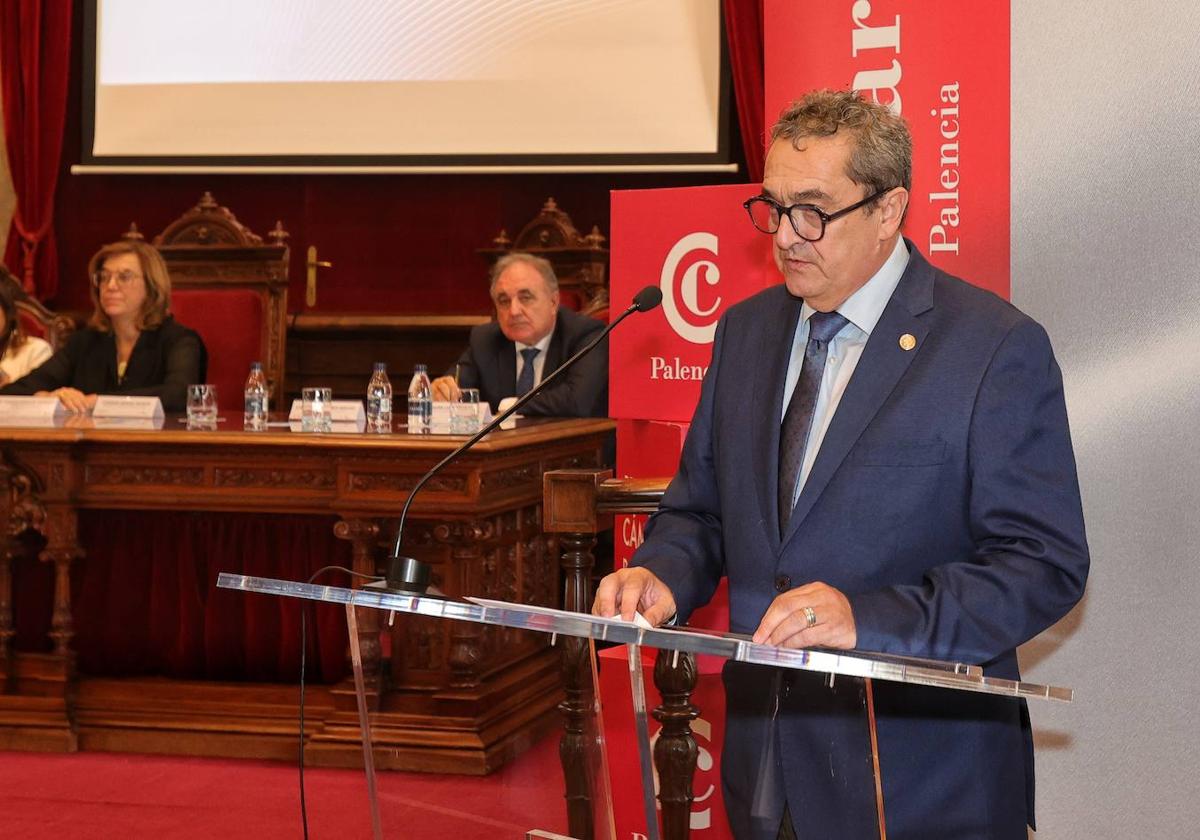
[{"xmin": 385, "ymin": 285, "xmax": 664, "ymax": 592}]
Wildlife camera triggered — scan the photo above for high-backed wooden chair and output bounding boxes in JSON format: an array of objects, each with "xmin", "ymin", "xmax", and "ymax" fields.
[
  {"xmin": 479, "ymin": 197, "xmax": 610, "ymax": 321},
  {"xmin": 123, "ymin": 193, "xmax": 291, "ymax": 407},
  {"xmin": 1, "ymin": 265, "xmax": 75, "ymax": 352}
]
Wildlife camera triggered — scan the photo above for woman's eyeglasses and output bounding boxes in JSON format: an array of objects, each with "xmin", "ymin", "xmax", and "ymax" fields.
[{"xmin": 91, "ymin": 270, "xmax": 142, "ymax": 289}]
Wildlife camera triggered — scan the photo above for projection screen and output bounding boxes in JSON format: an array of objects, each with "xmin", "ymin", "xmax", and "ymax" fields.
[{"xmin": 78, "ymin": 0, "xmax": 732, "ymax": 173}]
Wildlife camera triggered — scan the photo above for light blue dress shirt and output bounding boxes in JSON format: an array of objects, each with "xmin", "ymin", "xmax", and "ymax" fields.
[{"xmin": 781, "ymin": 237, "xmax": 910, "ymax": 506}]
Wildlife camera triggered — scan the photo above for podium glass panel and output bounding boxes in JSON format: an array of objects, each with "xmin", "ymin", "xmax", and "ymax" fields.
[{"xmin": 217, "ymin": 573, "xmax": 1071, "ymax": 839}]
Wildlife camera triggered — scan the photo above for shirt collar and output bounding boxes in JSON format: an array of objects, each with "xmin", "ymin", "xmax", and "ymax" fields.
[
  {"xmin": 516, "ymin": 327, "xmax": 554, "ymax": 354},
  {"xmin": 801, "ymin": 237, "xmax": 910, "ymax": 336}
]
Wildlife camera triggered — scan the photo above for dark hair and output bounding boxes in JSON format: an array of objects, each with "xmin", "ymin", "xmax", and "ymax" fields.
[
  {"xmin": 0, "ymin": 273, "xmax": 29, "ymax": 356},
  {"xmin": 771, "ymin": 89, "xmax": 912, "ymax": 201}
]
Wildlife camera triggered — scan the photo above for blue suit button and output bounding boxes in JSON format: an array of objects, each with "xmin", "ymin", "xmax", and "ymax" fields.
[{"xmin": 774, "ymin": 574, "xmax": 791, "ymax": 592}]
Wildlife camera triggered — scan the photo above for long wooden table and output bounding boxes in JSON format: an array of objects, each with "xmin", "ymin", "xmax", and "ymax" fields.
[{"xmin": 0, "ymin": 415, "xmax": 613, "ymax": 773}]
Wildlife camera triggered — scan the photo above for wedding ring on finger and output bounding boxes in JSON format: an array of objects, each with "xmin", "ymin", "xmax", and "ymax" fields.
[{"xmin": 803, "ymin": 606, "xmax": 817, "ymax": 629}]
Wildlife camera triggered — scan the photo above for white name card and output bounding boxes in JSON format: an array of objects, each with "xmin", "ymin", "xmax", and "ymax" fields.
[
  {"xmin": 496, "ymin": 396, "xmax": 520, "ymax": 430},
  {"xmin": 429, "ymin": 401, "xmax": 495, "ymax": 421},
  {"xmin": 286, "ymin": 418, "xmax": 367, "ymax": 433},
  {"xmin": 423, "ymin": 401, "xmax": 495, "ymax": 435},
  {"xmin": 93, "ymin": 395, "xmax": 164, "ymax": 421},
  {"xmin": 92, "ymin": 416, "xmax": 165, "ymax": 430},
  {"xmin": 288, "ymin": 399, "xmax": 366, "ymax": 424},
  {"xmin": 0, "ymin": 395, "xmax": 63, "ymax": 425}
]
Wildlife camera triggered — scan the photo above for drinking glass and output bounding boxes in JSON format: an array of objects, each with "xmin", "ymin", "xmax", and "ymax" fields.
[
  {"xmin": 451, "ymin": 388, "xmax": 482, "ymax": 434},
  {"xmin": 301, "ymin": 387, "xmax": 333, "ymax": 432},
  {"xmin": 186, "ymin": 384, "xmax": 218, "ymax": 429}
]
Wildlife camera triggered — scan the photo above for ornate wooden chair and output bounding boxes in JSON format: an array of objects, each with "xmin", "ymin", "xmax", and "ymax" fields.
[
  {"xmin": 121, "ymin": 194, "xmax": 290, "ymax": 410},
  {"xmin": 1, "ymin": 265, "xmax": 75, "ymax": 352},
  {"xmin": 123, "ymin": 192, "xmax": 291, "ymax": 408},
  {"xmin": 479, "ymin": 197, "xmax": 610, "ymax": 321}
]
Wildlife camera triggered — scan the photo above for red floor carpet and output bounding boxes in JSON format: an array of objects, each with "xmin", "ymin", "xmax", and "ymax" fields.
[{"xmin": 0, "ymin": 734, "xmax": 569, "ymax": 839}]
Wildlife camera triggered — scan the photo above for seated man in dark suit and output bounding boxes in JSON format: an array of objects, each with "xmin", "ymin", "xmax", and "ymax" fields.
[{"xmin": 431, "ymin": 252, "xmax": 607, "ymax": 417}]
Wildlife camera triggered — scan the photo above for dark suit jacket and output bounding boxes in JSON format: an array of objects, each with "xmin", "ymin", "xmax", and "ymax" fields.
[
  {"xmin": 633, "ymin": 243, "xmax": 1089, "ymax": 839},
  {"xmin": 1, "ymin": 317, "xmax": 207, "ymax": 413},
  {"xmin": 448, "ymin": 306, "xmax": 607, "ymax": 417}
]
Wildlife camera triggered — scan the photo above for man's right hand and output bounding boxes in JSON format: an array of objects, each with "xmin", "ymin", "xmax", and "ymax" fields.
[
  {"xmin": 431, "ymin": 376, "xmax": 461, "ymax": 401},
  {"xmin": 592, "ymin": 567, "xmax": 677, "ymax": 627}
]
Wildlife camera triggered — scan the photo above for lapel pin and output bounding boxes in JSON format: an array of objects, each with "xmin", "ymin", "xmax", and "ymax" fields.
[{"xmin": 899, "ymin": 334, "xmax": 917, "ymax": 351}]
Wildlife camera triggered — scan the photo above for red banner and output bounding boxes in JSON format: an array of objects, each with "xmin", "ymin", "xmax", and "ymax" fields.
[
  {"xmin": 599, "ymin": 645, "xmax": 731, "ymax": 840},
  {"xmin": 764, "ymin": 0, "xmax": 1010, "ymax": 299},
  {"xmin": 609, "ymin": 184, "xmax": 777, "ymax": 422},
  {"xmin": 602, "ymin": 7, "xmax": 1010, "ymax": 836},
  {"xmin": 614, "ymin": 419, "xmax": 689, "ymax": 567}
]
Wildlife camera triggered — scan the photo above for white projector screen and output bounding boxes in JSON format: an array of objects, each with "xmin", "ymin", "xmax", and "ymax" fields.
[{"xmin": 80, "ymin": 0, "xmax": 731, "ymax": 173}]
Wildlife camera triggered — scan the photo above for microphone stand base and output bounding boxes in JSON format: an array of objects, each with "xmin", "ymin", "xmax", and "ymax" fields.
[{"xmin": 385, "ymin": 555, "xmax": 432, "ymax": 594}]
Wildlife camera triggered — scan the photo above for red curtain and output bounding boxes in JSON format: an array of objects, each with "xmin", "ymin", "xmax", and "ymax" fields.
[
  {"xmin": 0, "ymin": 0, "xmax": 72, "ymax": 299},
  {"xmin": 47, "ymin": 511, "xmax": 353, "ymax": 683},
  {"xmin": 724, "ymin": 0, "xmax": 765, "ymax": 182}
]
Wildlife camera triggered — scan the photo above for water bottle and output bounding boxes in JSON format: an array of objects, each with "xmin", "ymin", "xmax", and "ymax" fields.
[
  {"xmin": 243, "ymin": 361, "xmax": 268, "ymax": 430},
  {"xmin": 407, "ymin": 363, "xmax": 432, "ymax": 433},
  {"xmin": 366, "ymin": 362, "xmax": 393, "ymax": 432}
]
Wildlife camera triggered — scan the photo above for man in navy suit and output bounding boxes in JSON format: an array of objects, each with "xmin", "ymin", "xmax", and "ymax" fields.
[
  {"xmin": 594, "ymin": 90, "xmax": 1089, "ymax": 839},
  {"xmin": 432, "ymin": 252, "xmax": 607, "ymax": 417}
]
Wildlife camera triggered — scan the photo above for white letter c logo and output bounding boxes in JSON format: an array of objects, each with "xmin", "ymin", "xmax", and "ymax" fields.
[{"xmin": 660, "ymin": 232, "xmax": 722, "ymax": 345}]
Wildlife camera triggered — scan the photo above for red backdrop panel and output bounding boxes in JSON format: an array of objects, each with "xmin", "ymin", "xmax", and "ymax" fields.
[
  {"xmin": 609, "ymin": 183, "xmax": 776, "ymax": 422},
  {"xmin": 764, "ymin": 0, "xmax": 1010, "ymax": 299},
  {"xmin": 614, "ymin": 419, "xmax": 689, "ymax": 570},
  {"xmin": 600, "ymin": 645, "xmax": 731, "ymax": 840}
]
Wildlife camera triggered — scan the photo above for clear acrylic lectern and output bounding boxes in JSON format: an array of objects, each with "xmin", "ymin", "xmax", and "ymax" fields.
[{"xmin": 217, "ymin": 573, "xmax": 1071, "ymax": 840}]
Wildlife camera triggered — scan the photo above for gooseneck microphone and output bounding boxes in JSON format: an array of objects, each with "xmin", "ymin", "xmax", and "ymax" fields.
[{"xmin": 385, "ymin": 285, "xmax": 664, "ymax": 592}]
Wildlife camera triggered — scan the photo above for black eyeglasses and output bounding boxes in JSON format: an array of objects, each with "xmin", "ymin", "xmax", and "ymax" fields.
[
  {"xmin": 742, "ymin": 188, "xmax": 894, "ymax": 242},
  {"xmin": 91, "ymin": 269, "xmax": 143, "ymax": 289}
]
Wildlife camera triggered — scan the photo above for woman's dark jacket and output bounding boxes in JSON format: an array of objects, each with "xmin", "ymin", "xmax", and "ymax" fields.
[{"xmin": 0, "ymin": 317, "xmax": 206, "ymax": 413}]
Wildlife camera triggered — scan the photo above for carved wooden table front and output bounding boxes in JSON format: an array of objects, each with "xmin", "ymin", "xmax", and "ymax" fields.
[{"xmin": 0, "ymin": 417, "xmax": 612, "ymax": 773}]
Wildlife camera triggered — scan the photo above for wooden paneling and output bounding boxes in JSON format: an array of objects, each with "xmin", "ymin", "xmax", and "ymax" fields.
[
  {"xmin": 1, "ymin": 418, "xmax": 614, "ymax": 773},
  {"xmin": 285, "ymin": 314, "xmax": 490, "ymax": 402}
]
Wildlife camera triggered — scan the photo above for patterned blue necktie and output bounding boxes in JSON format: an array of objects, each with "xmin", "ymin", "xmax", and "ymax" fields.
[
  {"xmin": 778, "ymin": 311, "xmax": 849, "ymax": 536},
  {"xmin": 515, "ymin": 347, "xmax": 540, "ymax": 395}
]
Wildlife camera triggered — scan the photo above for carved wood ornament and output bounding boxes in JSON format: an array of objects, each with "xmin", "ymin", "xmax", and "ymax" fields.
[
  {"xmin": 480, "ymin": 197, "xmax": 610, "ymax": 316},
  {"xmin": 121, "ymin": 192, "xmax": 291, "ymax": 403},
  {"xmin": 1, "ymin": 267, "xmax": 75, "ymax": 351}
]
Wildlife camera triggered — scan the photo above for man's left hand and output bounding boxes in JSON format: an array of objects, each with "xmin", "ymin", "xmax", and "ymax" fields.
[{"xmin": 752, "ymin": 581, "xmax": 857, "ymax": 650}]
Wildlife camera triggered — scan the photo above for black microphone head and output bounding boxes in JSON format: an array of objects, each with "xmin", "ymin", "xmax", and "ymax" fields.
[{"xmin": 633, "ymin": 286, "xmax": 663, "ymax": 312}]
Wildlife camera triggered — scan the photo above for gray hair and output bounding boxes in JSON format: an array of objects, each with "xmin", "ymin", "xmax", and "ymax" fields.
[
  {"xmin": 489, "ymin": 252, "xmax": 558, "ymax": 295},
  {"xmin": 770, "ymin": 89, "xmax": 912, "ymax": 204}
]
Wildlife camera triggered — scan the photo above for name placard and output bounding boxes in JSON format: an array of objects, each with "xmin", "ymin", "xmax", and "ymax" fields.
[
  {"xmin": 495, "ymin": 396, "xmax": 519, "ymax": 430},
  {"xmin": 0, "ymin": 395, "xmax": 63, "ymax": 425},
  {"xmin": 93, "ymin": 395, "xmax": 164, "ymax": 420},
  {"xmin": 286, "ymin": 418, "xmax": 367, "ymax": 433},
  {"xmin": 92, "ymin": 416, "xmax": 165, "ymax": 430},
  {"xmin": 422, "ymin": 400, "xmax": 495, "ymax": 434},
  {"xmin": 287, "ymin": 399, "xmax": 366, "ymax": 424}
]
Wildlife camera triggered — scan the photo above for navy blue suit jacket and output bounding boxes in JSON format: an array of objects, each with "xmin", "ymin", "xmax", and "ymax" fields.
[
  {"xmin": 448, "ymin": 306, "xmax": 607, "ymax": 418},
  {"xmin": 632, "ymin": 243, "xmax": 1089, "ymax": 839}
]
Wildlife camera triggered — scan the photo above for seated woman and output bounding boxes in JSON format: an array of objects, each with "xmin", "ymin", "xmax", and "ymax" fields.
[
  {"xmin": 0, "ymin": 278, "xmax": 53, "ymax": 386},
  {"xmin": 0, "ymin": 240, "xmax": 206, "ymax": 412}
]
